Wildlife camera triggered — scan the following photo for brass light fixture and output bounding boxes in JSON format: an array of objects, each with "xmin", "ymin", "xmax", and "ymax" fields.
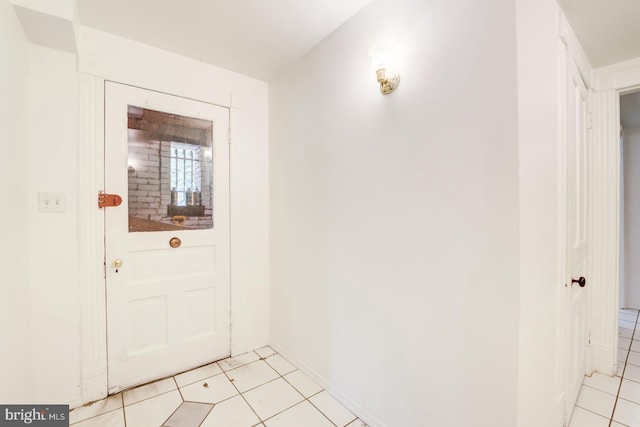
[
  {"xmin": 370, "ymin": 44, "xmax": 400, "ymax": 95},
  {"xmin": 375, "ymin": 68, "xmax": 400, "ymax": 95}
]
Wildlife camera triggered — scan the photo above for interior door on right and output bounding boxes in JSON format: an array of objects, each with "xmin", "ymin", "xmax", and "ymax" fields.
[{"xmin": 564, "ymin": 58, "xmax": 589, "ymax": 423}]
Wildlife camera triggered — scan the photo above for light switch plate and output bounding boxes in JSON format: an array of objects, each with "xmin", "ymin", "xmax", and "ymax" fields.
[{"xmin": 38, "ymin": 192, "xmax": 66, "ymax": 212}]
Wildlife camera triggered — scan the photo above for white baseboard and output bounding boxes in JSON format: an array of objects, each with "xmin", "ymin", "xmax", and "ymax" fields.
[
  {"xmin": 590, "ymin": 342, "xmax": 616, "ymax": 377},
  {"xmin": 270, "ymin": 341, "xmax": 386, "ymax": 427}
]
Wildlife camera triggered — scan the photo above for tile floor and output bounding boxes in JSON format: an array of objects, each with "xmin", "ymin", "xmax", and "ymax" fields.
[
  {"xmin": 569, "ymin": 308, "xmax": 640, "ymax": 427},
  {"xmin": 70, "ymin": 346, "xmax": 368, "ymax": 427}
]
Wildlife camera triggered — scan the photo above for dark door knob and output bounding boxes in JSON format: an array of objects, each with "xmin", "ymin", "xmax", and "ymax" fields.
[{"xmin": 571, "ymin": 276, "xmax": 586, "ymax": 288}]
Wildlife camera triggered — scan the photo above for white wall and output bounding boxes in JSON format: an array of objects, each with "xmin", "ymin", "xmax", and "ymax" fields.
[
  {"xmin": 0, "ymin": 0, "xmax": 33, "ymax": 403},
  {"xmin": 269, "ymin": 0, "xmax": 520, "ymax": 425},
  {"xmin": 516, "ymin": 0, "xmax": 565, "ymax": 425},
  {"xmin": 27, "ymin": 44, "xmax": 82, "ymax": 403},
  {"xmin": 624, "ymin": 127, "xmax": 640, "ymax": 308}
]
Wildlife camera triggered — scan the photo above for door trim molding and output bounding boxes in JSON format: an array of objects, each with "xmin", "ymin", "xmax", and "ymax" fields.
[
  {"xmin": 103, "ymin": 82, "xmax": 232, "ymax": 391},
  {"xmin": 593, "ymin": 57, "xmax": 640, "ymax": 93},
  {"xmin": 78, "ymin": 73, "xmax": 108, "ymax": 403},
  {"xmin": 76, "ymin": 37, "xmax": 270, "ymax": 403},
  {"xmin": 589, "ymin": 59, "xmax": 640, "ymax": 375},
  {"xmin": 77, "ymin": 75, "xmax": 247, "ymax": 405}
]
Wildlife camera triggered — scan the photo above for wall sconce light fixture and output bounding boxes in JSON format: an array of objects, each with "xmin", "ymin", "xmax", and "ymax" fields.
[{"xmin": 369, "ymin": 44, "xmax": 399, "ymax": 95}]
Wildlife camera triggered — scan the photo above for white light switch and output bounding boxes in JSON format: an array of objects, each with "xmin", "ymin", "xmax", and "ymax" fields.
[{"xmin": 38, "ymin": 192, "xmax": 66, "ymax": 212}]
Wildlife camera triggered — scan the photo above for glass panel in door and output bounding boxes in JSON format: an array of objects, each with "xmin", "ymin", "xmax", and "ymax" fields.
[{"xmin": 127, "ymin": 106, "xmax": 214, "ymax": 232}]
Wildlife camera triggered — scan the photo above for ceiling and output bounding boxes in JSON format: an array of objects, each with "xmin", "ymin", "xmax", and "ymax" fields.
[
  {"xmin": 76, "ymin": 0, "xmax": 374, "ymax": 81},
  {"xmin": 556, "ymin": 1, "xmax": 640, "ymax": 129},
  {"xmin": 556, "ymin": 0, "xmax": 640, "ymax": 69},
  {"xmin": 77, "ymin": 0, "xmax": 640, "ymax": 80}
]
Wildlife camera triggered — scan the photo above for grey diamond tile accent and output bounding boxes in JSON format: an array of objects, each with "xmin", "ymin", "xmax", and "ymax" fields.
[{"xmin": 163, "ymin": 402, "xmax": 213, "ymax": 427}]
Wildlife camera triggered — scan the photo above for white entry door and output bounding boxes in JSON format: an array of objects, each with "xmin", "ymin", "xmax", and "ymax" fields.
[
  {"xmin": 105, "ymin": 82, "xmax": 231, "ymax": 392},
  {"xmin": 564, "ymin": 59, "xmax": 590, "ymax": 422}
]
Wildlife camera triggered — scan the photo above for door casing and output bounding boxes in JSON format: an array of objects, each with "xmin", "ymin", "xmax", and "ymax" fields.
[
  {"xmin": 587, "ymin": 61, "xmax": 640, "ymax": 378},
  {"xmin": 590, "ymin": 60, "xmax": 640, "ymax": 375},
  {"xmin": 76, "ymin": 32, "xmax": 270, "ymax": 407},
  {"xmin": 103, "ymin": 81, "xmax": 231, "ymax": 392}
]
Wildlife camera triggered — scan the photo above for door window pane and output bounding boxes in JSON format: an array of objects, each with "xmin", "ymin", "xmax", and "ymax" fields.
[{"xmin": 127, "ymin": 106, "xmax": 214, "ymax": 232}]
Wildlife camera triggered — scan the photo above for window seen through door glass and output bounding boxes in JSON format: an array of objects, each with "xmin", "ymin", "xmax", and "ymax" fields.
[{"xmin": 127, "ymin": 106, "xmax": 214, "ymax": 232}]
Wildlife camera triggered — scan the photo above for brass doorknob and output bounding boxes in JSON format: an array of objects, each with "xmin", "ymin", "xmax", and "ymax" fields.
[
  {"xmin": 112, "ymin": 259, "xmax": 123, "ymax": 269},
  {"xmin": 169, "ymin": 237, "xmax": 181, "ymax": 248}
]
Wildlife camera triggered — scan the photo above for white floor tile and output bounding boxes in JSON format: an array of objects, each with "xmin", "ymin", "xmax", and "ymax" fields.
[
  {"xmin": 628, "ymin": 351, "xmax": 640, "ymax": 367},
  {"xmin": 174, "ymin": 362, "xmax": 222, "ymax": 387},
  {"xmin": 219, "ymin": 352, "xmax": 261, "ymax": 371},
  {"xmin": 610, "ymin": 422, "xmax": 626, "ymax": 427},
  {"xmin": 265, "ymin": 401, "xmax": 333, "ymax": 427},
  {"xmin": 619, "ymin": 348, "xmax": 630, "ymax": 363},
  {"xmin": 619, "ymin": 337, "xmax": 632, "ymax": 350},
  {"xmin": 617, "ymin": 363, "xmax": 625, "ymax": 377},
  {"xmin": 620, "ymin": 319, "xmax": 636, "ymax": 330},
  {"xmin": 266, "ymin": 354, "xmax": 296, "ymax": 376},
  {"xmin": 255, "ymin": 346, "xmax": 276, "ymax": 359},
  {"xmin": 583, "ymin": 372, "xmax": 621, "ymax": 395},
  {"xmin": 124, "ymin": 389, "xmax": 182, "ymax": 427},
  {"xmin": 243, "ymin": 378, "xmax": 304, "ymax": 420},
  {"xmin": 123, "ymin": 377, "xmax": 177, "ymax": 406},
  {"xmin": 576, "ymin": 386, "xmax": 616, "ymax": 419},
  {"xmin": 226, "ymin": 361, "xmax": 280, "ymax": 393},
  {"xmin": 620, "ymin": 328, "xmax": 634, "ymax": 339},
  {"xmin": 71, "ymin": 408, "xmax": 125, "ymax": 427},
  {"xmin": 613, "ymin": 398, "xmax": 640, "ymax": 426},
  {"xmin": 70, "ymin": 394, "xmax": 123, "ymax": 424},
  {"xmin": 309, "ymin": 391, "xmax": 357, "ymax": 427},
  {"xmin": 180, "ymin": 373, "xmax": 238, "ymax": 404},
  {"xmin": 76, "ymin": 347, "xmax": 371, "ymax": 427},
  {"xmin": 620, "ymin": 312, "xmax": 638, "ymax": 323},
  {"xmin": 632, "ymin": 340, "xmax": 640, "ymax": 353},
  {"xmin": 625, "ymin": 364, "xmax": 640, "ymax": 383},
  {"xmin": 620, "ymin": 379, "xmax": 640, "ymax": 404},
  {"xmin": 346, "ymin": 419, "xmax": 369, "ymax": 427},
  {"xmin": 568, "ymin": 406, "xmax": 609, "ymax": 427},
  {"xmin": 200, "ymin": 395, "xmax": 261, "ymax": 427},
  {"xmin": 284, "ymin": 370, "xmax": 323, "ymax": 398}
]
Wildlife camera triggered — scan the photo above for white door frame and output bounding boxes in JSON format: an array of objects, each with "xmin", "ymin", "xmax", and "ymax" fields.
[
  {"xmin": 76, "ymin": 74, "xmax": 248, "ymax": 405},
  {"xmin": 588, "ymin": 59, "xmax": 640, "ymax": 376},
  {"xmin": 74, "ymin": 34, "xmax": 270, "ymax": 407},
  {"xmin": 103, "ymin": 82, "xmax": 231, "ymax": 392},
  {"xmin": 77, "ymin": 76, "xmax": 235, "ymax": 402},
  {"xmin": 77, "ymin": 74, "xmax": 109, "ymax": 405}
]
